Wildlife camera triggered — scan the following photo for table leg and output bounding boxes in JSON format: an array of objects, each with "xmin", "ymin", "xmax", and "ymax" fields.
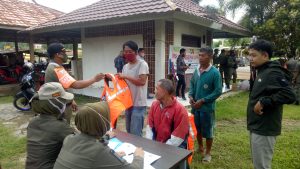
[{"xmin": 178, "ymin": 160, "xmax": 187, "ymax": 169}]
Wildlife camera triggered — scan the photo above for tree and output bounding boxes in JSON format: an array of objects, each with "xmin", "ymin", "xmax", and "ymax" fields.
[{"xmin": 227, "ymin": 0, "xmax": 300, "ymax": 56}]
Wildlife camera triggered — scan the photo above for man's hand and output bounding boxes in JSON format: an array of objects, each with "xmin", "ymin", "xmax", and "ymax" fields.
[
  {"xmin": 254, "ymin": 101, "xmax": 264, "ymax": 115},
  {"xmin": 134, "ymin": 147, "xmax": 144, "ymax": 158},
  {"xmin": 71, "ymin": 100, "xmax": 78, "ymax": 112},
  {"xmin": 116, "ymin": 151, "xmax": 126, "ymax": 157},
  {"xmin": 116, "ymin": 73, "xmax": 127, "ymax": 79},
  {"xmin": 93, "ymin": 73, "xmax": 105, "ymax": 82},
  {"xmin": 193, "ymin": 99, "xmax": 204, "ymax": 109},
  {"xmin": 189, "ymin": 96, "xmax": 195, "ymax": 105}
]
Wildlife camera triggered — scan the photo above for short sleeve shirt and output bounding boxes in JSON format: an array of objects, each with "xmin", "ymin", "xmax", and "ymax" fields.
[
  {"xmin": 176, "ymin": 55, "xmax": 186, "ymax": 75},
  {"xmin": 45, "ymin": 62, "xmax": 76, "ymax": 89},
  {"xmin": 122, "ymin": 59, "xmax": 149, "ymax": 106}
]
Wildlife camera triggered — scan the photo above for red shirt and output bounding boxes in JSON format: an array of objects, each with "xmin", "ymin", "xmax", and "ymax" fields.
[{"xmin": 148, "ymin": 97, "xmax": 189, "ymax": 143}]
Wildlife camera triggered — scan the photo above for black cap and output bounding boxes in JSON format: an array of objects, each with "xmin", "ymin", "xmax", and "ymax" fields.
[{"xmin": 47, "ymin": 43, "xmax": 65, "ymax": 57}]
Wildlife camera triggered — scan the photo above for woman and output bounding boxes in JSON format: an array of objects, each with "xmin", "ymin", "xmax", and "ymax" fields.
[
  {"xmin": 26, "ymin": 82, "xmax": 75, "ymax": 169},
  {"xmin": 54, "ymin": 102, "xmax": 144, "ymax": 169}
]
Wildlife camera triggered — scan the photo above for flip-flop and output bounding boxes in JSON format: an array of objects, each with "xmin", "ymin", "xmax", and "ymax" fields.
[{"xmin": 202, "ymin": 154, "xmax": 212, "ymax": 163}]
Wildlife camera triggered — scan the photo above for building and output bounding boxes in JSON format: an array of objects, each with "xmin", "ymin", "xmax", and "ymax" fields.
[{"xmin": 27, "ymin": 0, "xmax": 250, "ymax": 97}]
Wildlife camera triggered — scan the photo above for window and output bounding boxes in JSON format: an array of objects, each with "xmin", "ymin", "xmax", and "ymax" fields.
[{"xmin": 181, "ymin": 34, "xmax": 201, "ymax": 48}]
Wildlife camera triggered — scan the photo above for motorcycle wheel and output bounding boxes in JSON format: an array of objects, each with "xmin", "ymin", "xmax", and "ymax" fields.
[{"xmin": 13, "ymin": 94, "xmax": 31, "ymax": 111}]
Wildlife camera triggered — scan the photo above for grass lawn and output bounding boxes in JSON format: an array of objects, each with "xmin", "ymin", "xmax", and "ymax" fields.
[
  {"xmin": 0, "ymin": 123, "xmax": 26, "ymax": 169},
  {"xmin": 0, "ymin": 92, "xmax": 299, "ymax": 168},
  {"xmin": 190, "ymin": 91, "xmax": 300, "ymax": 169}
]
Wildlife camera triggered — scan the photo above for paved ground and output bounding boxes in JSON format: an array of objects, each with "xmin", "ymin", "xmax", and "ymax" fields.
[{"xmin": 237, "ymin": 66, "xmax": 250, "ymax": 80}]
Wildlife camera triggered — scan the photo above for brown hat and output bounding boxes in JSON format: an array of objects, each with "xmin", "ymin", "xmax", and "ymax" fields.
[{"xmin": 75, "ymin": 102, "xmax": 110, "ymax": 137}]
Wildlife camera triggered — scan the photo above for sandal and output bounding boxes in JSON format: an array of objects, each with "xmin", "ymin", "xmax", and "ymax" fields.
[{"xmin": 202, "ymin": 154, "xmax": 212, "ymax": 163}]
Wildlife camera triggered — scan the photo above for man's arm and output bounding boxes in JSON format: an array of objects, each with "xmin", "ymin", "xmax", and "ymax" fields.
[
  {"xmin": 259, "ymin": 70, "xmax": 296, "ymax": 107},
  {"xmin": 119, "ymin": 74, "xmax": 147, "ymax": 86},
  {"xmin": 166, "ymin": 107, "xmax": 189, "ymax": 147},
  {"xmin": 71, "ymin": 73, "xmax": 105, "ymax": 89},
  {"xmin": 202, "ymin": 71, "xmax": 222, "ymax": 103}
]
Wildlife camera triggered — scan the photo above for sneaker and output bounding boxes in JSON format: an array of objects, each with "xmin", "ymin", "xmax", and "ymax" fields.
[{"xmin": 182, "ymin": 97, "xmax": 187, "ymax": 100}]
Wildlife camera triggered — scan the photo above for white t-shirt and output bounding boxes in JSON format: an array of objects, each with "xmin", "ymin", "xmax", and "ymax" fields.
[{"xmin": 122, "ymin": 59, "xmax": 149, "ymax": 107}]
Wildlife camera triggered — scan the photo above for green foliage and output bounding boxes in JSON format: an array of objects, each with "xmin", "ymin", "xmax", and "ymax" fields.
[{"xmin": 228, "ymin": 0, "xmax": 300, "ymax": 56}]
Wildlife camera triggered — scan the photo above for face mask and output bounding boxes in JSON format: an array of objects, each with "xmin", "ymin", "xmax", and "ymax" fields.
[
  {"xmin": 140, "ymin": 53, "xmax": 145, "ymax": 57},
  {"xmin": 124, "ymin": 53, "xmax": 136, "ymax": 62},
  {"xmin": 48, "ymin": 98, "xmax": 66, "ymax": 118},
  {"xmin": 61, "ymin": 53, "xmax": 68, "ymax": 63}
]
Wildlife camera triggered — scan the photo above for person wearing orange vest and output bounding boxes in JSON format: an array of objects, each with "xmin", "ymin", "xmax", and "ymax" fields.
[
  {"xmin": 45, "ymin": 43, "xmax": 105, "ymax": 123},
  {"xmin": 146, "ymin": 79, "xmax": 189, "ymax": 148},
  {"xmin": 118, "ymin": 41, "xmax": 149, "ymax": 136}
]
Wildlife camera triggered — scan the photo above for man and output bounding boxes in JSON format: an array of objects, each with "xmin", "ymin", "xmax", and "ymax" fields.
[
  {"xmin": 45, "ymin": 43, "xmax": 105, "ymax": 123},
  {"xmin": 146, "ymin": 79, "xmax": 189, "ymax": 148},
  {"xmin": 137, "ymin": 48, "xmax": 153, "ymax": 99},
  {"xmin": 114, "ymin": 50, "xmax": 125, "ymax": 73},
  {"xmin": 286, "ymin": 55, "xmax": 300, "ymax": 105},
  {"xmin": 176, "ymin": 48, "xmax": 189, "ymax": 100},
  {"xmin": 137, "ymin": 48, "xmax": 145, "ymax": 60},
  {"xmin": 26, "ymin": 82, "xmax": 75, "ymax": 169},
  {"xmin": 247, "ymin": 40, "xmax": 296, "ymax": 169},
  {"xmin": 213, "ymin": 49, "xmax": 219, "ymax": 68},
  {"xmin": 218, "ymin": 49, "xmax": 226, "ymax": 86},
  {"xmin": 229, "ymin": 50, "xmax": 238, "ymax": 84},
  {"xmin": 223, "ymin": 50, "xmax": 235, "ymax": 89},
  {"xmin": 189, "ymin": 47, "xmax": 222, "ymax": 163},
  {"xmin": 118, "ymin": 41, "xmax": 149, "ymax": 136}
]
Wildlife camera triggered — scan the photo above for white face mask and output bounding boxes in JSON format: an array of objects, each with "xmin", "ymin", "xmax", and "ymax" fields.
[{"xmin": 48, "ymin": 98, "xmax": 66, "ymax": 115}]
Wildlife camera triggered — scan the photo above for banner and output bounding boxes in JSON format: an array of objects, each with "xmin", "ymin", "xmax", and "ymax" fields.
[{"xmin": 168, "ymin": 45, "xmax": 200, "ymax": 74}]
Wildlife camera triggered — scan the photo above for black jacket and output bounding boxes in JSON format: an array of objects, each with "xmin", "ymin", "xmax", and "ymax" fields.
[{"xmin": 247, "ymin": 61, "xmax": 296, "ymax": 136}]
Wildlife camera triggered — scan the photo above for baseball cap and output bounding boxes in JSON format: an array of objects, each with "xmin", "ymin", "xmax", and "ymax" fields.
[
  {"xmin": 47, "ymin": 43, "xmax": 66, "ymax": 57},
  {"xmin": 38, "ymin": 82, "xmax": 74, "ymax": 101}
]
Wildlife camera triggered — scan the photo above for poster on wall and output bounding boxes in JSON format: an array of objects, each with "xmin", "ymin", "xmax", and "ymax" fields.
[{"xmin": 168, "ymin": 45, "xmax": 200, "ymax": 75}]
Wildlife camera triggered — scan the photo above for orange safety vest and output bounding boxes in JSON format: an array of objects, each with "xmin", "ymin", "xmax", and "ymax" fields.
[
  {"xmin": 187, "ymin": 113, "xmax": 197, "ymax": 164},
  {"xmin": 101, "ymin": 74, "xmax": 133, "ymax": 128}
]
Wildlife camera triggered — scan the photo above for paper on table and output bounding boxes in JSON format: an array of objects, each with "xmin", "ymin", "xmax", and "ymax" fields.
[
  {"xmin": 144, "ymin": 151, "xmax": 161, "ymax": 165},
  {"xmin": 108, "ymin": 138, "xmax": 161, "ymax": 168},
  {"xmin": 108, "ymin": 138, "xmax": 123, "ymax": 150}
]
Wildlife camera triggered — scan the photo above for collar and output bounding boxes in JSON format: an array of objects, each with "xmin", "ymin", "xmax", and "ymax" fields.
[
  {"xmin": 49, "ymin": 61, "xmax": 61, "ymax": 66},
  {"xmin": 197, "ymin": 64, "xmax": 212, "ymax": 75},
  {"xmin": 160, "ymin": 96, "xmax": 177, "ymax": 109}
]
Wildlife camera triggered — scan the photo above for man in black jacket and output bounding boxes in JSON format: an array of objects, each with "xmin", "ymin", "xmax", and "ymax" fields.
[{"xmin": 247, "ymin": 40, "xmax": 296, "ymax": 169}]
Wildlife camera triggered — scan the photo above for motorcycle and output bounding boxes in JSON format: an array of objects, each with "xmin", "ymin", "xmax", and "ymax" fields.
[{"xmin": 13, "ymin": 71, "xmax": 36, "ymax": 111}]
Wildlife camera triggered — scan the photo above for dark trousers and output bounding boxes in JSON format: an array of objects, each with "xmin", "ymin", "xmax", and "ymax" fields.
[{"xmin": 176, "ymin": 74, "xmax": 186, "ymax": 98}]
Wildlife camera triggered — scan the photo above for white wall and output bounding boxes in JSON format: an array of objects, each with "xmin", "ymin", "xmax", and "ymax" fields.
[
  {"xmin": 72, "ymin": 34, "xmax": 143, "ymax": 97},
  {"xmin": 174, "ymin": 19, "xmax": 209, "ymax": 47}
]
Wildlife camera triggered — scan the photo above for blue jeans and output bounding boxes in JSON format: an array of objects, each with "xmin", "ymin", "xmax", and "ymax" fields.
[{"xmin": 125, "ymin": 106, "xmax": 146, "ymax": 136}]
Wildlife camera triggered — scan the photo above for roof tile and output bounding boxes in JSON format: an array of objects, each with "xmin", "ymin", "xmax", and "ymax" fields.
[
  {"xmin": 0, "ymin": 0, "xmax": 63, "ymax": 28},
  {"xmin": 27, "ymin": 0, "xmax": 248, "ymax": 33}
]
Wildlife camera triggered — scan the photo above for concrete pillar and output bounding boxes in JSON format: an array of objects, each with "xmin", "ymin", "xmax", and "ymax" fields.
[
  {"xmin": 29, "ymin": 35, "xmax": 35, "ymax": 63},
  {"xmin": 72, "ymin": 42, "xmax": 78, "ymax": 60},
  {"xmin": 14, "ymin": 33, "xmax": 19, "ymax": 54},
  {"xmin": 154, "ymin": 20, "xmax": 166, "ymax": 84}
]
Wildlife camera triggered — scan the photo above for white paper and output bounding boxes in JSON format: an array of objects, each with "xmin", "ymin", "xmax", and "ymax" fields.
[{"xmin": 108, "ymin": 139, "xmax": 161, "ymax": 169}]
